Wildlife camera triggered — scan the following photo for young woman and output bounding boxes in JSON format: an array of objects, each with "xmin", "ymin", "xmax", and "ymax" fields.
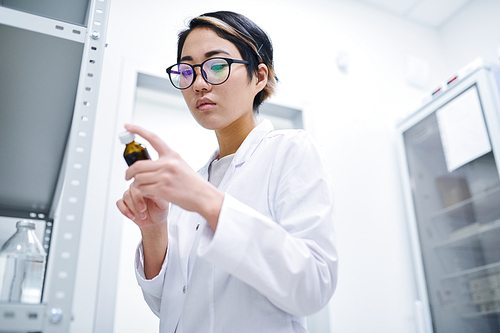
[{"xmin": 116, "ymin": 11, "xmax": 338, "ymax": 333}]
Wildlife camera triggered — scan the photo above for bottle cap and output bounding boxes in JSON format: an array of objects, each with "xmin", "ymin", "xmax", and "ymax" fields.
[
  {"xmin": 119, "ymin": 130, "xmax": 135, "ymax": 144},
  {"xmin": 16, "ymin": 220, "xmax": 36, "ymax": 229}
]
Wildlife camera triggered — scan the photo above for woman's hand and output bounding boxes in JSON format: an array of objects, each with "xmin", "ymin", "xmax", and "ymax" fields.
[
  {"xmin": 119, "ymin": 124, "xmax": 224, "ymax": 230},
  {"xmin": 117, "ymin": 182, "xmax": 169, "ymax": 279},
  {"xmin": 117, "ymin": 185, "xmax": 169, "ymax": 230}
]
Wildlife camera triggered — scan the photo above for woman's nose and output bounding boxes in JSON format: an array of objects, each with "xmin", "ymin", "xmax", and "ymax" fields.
[{"xmin": 192, "ymin": 67, "xmax": 211, "ymax": 92}]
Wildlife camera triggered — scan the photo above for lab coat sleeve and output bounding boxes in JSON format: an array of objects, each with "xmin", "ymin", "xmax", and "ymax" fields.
[
  {"xmin": 135, "ymin": 241, "xmax": 169, "ymax": 317},
  {"xmin": 198, "ymin": 131, "xmax": 338, "ymax": 317}
]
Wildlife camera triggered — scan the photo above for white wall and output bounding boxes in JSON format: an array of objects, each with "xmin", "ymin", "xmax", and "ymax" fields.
[
  {"xmin": 79, "ymin": 0, "xmax": 500, "ymax": 332},
  {"xmin": 439, "ymin": 0, "xmax": 500, "ymax": 74}
]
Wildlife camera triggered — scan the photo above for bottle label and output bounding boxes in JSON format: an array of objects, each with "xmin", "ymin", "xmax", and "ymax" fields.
[{"xmin": 125, "ymin": 150, "xmax": 151, "ymax": 166}]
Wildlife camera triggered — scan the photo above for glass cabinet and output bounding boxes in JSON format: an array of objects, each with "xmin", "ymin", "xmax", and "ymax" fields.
[{"xmin": 398, "ymin": 60, "xmax": 500, "ymax": 333}]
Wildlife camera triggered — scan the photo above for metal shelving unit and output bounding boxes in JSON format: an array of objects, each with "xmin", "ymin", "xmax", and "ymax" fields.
[{"xmin": 0, "ymin": 0, "xmax": 110, "ymax": 331}]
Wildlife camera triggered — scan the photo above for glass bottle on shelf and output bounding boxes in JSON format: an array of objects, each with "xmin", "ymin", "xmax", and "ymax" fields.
[{"xmin": 0, "ymin": 220, "xmax": 47, "ymax": 304}]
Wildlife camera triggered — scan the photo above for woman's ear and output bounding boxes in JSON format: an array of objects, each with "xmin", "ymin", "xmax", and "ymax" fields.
[{"xmin": 255, "ymin": 63, "xmax": 268, "ymax": 91}]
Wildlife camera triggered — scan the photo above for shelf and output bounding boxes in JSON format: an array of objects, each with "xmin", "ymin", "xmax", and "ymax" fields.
[
  {"xmin": 443, "ymin": 262, "xmax": 500, "ymax": 281},
  {"xmin": 0, "ymin": 303, "xmax": 45, "ymax": 331},
  {"xmin": 435, "ymin": 219, "xmax": 500, "ymax": 249},
  {"xmin": 433, "ymin": 213, "xmax": 500, "ymax": 275},
  {"xmin": 0, "ymin": 0, "xmax": 91, "ymax": 27},
  {"xmin": 0, "ymin": 6, "xmax": 86, "ymax": 43},
  {"xmin": 431, "ymin": 186, "xmax": 500, "ymax": 224},
  {"xmin": 463, "ymin": 309, "xmax": 500, "ymax": 319}
]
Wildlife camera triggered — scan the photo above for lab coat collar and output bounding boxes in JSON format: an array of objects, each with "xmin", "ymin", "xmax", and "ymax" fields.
[
  {"xmin": 233, "ymin": 119, "xmax": 274, "ymax": 167},
  {"xmin": 198, "ymin": 119, "xmax": 275, "ymax": 180}
]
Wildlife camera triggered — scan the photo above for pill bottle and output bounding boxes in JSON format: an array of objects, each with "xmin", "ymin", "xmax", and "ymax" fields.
[{"xmin": 119, "ymin": 130, "xmax": 151, "ymax": 166}]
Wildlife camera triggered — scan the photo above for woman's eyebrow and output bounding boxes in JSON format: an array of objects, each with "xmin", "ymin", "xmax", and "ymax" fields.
[
  {"xmin": 180, "ymin": 55, "xmax": 193, "ymax": 62},
  {"xmin": 180, "ymin": 49, "xmax": 231, "ymax": 63},
  {"xmin": 205, "ymin": 49, "xmax": 230, "ymax": 58}
]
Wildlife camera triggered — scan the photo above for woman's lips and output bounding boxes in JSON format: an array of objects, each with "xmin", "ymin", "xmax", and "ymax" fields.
[
  {"xmin": 198, "ymin": 102, "xmax": 216, "ymax": 111},
  {"xmin": 196, "ymin": 98, "xmax": 216, "ymax": 111}
]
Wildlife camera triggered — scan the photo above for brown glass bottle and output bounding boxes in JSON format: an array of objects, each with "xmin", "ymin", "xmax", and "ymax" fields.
[{"xmin": 119, "ymin": 130, "xmax": 151, "ymax": 166}]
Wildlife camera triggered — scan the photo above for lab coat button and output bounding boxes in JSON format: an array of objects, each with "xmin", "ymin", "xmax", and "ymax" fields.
[
  {"xmin": 196, "ymin": 224, "xmax": 200, "ymax": 230},
  {"xmin": 183, "ymin": 285, "xmax": 187, "ymax": 293}
]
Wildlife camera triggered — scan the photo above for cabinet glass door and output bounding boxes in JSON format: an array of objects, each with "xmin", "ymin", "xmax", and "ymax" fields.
[{"xmin": 403, "ymin": 85, "xmax": 500, "ymax": 333}]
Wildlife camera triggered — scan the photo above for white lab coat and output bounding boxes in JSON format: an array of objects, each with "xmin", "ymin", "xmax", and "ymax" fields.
[{"xmin": 135, "ymin": 119, "xmax": 338, "ymax": 333}]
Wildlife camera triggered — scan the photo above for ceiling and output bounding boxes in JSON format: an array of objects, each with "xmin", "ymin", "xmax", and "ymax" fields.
[{"xmin": 353, "ymin": 0, "xmax": 475, "ymax": 28}]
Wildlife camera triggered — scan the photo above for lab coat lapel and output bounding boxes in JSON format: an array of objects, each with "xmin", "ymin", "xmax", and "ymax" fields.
[
  {"xmin": 177, "ymin": 151, "xmax": 218, "ymax": 282},
  {"xmin": 176, "ymin": 215, "xmax": 201, "ymax": 282},
  {"xmin": 176, "ymin": 119, "xmax": 273, "ymax": 281},
  {"xmin": 232, "ymin": 119, "xmax": 274, "ymax": 168}
]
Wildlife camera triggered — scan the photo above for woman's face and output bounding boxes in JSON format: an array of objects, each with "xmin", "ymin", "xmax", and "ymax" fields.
[{"xmin": 179, "ymin": 27, "xmax": 263, "ymax": 131}]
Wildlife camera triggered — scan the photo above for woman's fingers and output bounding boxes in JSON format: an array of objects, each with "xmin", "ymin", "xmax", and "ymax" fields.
[
  {"xmin": 122, "ymin": 187, "xmax": 147, "ymax": 220},
  {"xmin": 116, "ymin": 198, "xmax": 135, "ymax": 221},
  {"xmin": 123, "ymin": 124, "xmax": 177, "ymax": 181},
  {"xmin": 118, "ymin": 126, "xmax": 173, "ymax": 226},
  {"xmin": 121, "ymin": 125, "xmax": 204, "ymax": 216},
  {"xmin": 117, "ymin": 188, "xmax": 170, "ymax": 228},
  {"xmin": 124, "ymin": 124, "xmax": 173, "ymax": 157}
]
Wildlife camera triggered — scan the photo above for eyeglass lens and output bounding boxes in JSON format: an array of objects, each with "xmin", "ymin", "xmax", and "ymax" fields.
[{"xmin": 169, "ymin": 58, "xmax": 231, "ymax": 89}]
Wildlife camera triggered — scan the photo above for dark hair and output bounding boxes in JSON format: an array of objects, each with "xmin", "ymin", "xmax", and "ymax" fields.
[{"xmin": 177, "ymin": 11, "xmax": 278, "ymax": 112}]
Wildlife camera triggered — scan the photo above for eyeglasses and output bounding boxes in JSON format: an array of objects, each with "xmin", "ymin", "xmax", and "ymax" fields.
[{"xmin": 166, "ymin": 57, "xmax": 249, "ymax": 90}]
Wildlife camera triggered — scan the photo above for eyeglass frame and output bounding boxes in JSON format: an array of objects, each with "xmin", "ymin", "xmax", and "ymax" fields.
[{"xmin": 166, "ymin": 57, "xmax": 250, "ymax": 90}]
